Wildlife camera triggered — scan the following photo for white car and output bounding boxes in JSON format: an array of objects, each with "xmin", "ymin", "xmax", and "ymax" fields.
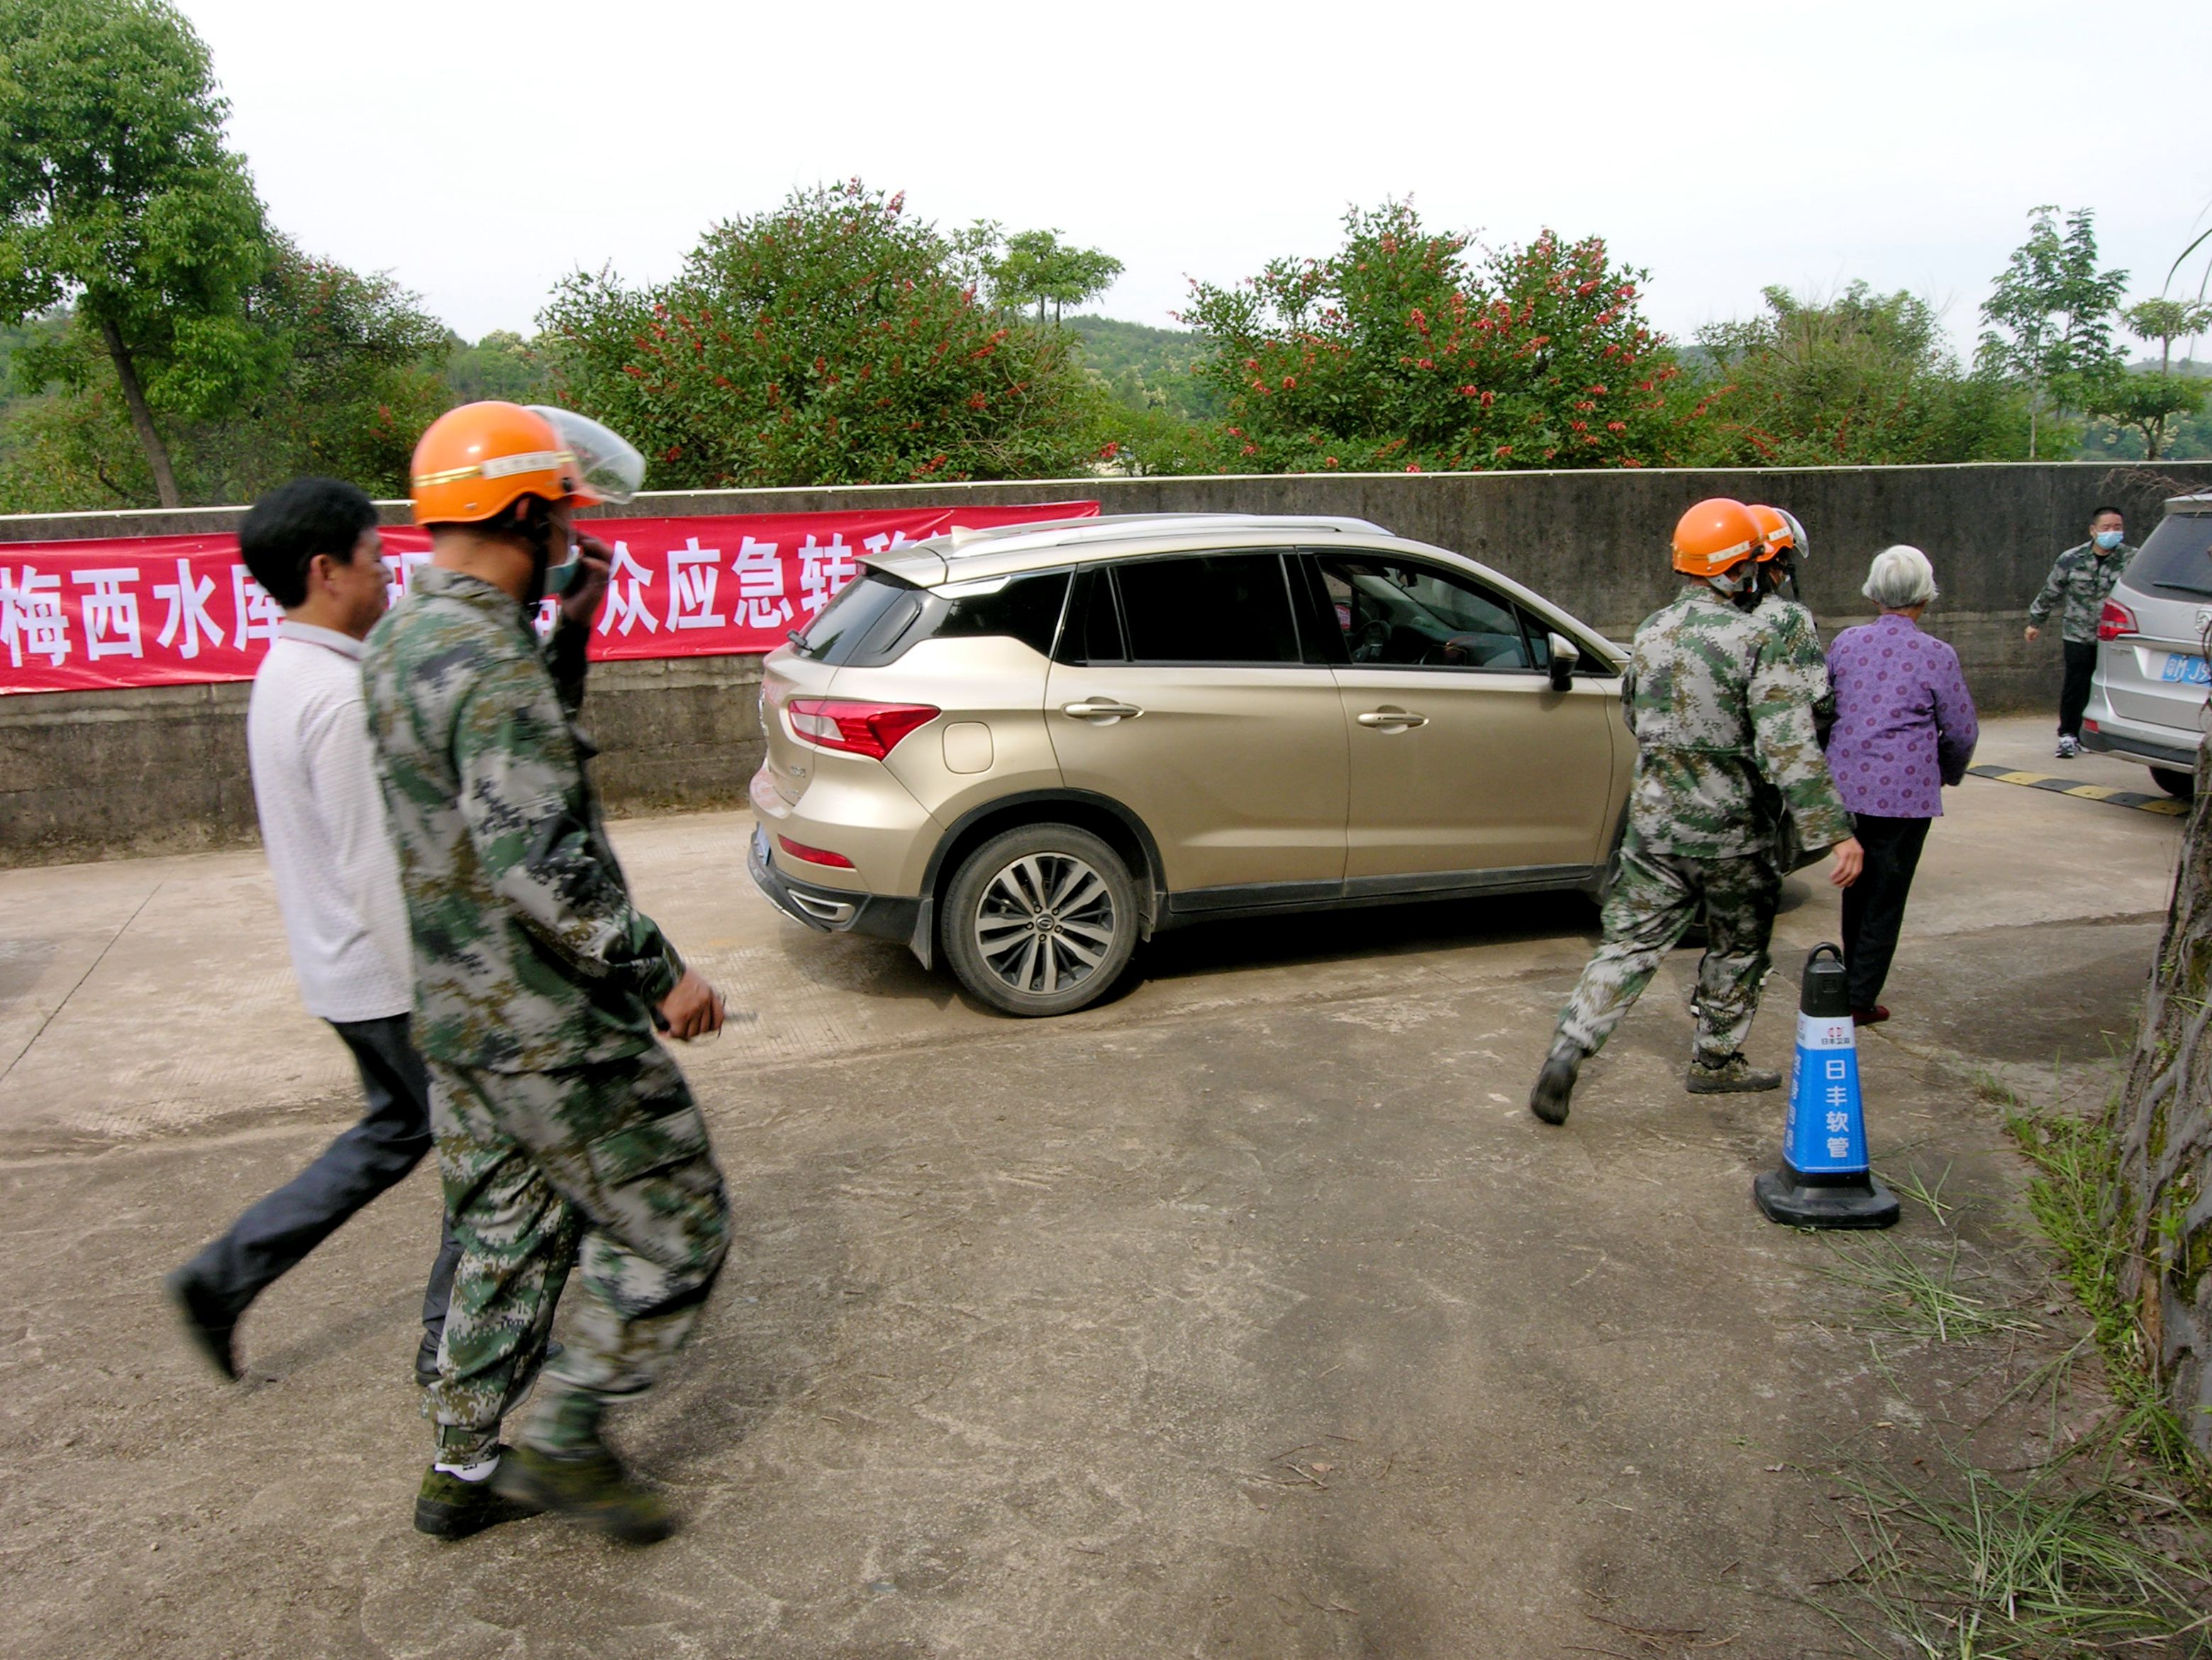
[{"xmin": 2084, "ymin": 492, "xmax": 2211, "ymax": 796}]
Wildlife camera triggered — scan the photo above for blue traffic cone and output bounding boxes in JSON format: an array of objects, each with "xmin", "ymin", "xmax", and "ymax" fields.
[{"xmin": 1753, "ymin": 944, "xmax": 1899, "ymax": 1229}]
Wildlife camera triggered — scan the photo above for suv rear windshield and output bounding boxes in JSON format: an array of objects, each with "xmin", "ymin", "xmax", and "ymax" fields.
[
  {"xmin": 791, "ymin": 571, "xmax": 920, "ymax": 663},
  {"xmin": 2128, "ymin": 510, "xmax": 2212, "ymax": 598},
  {"xmin": 789, "ymin": 568, "xmax": 1070, "ymax": 668}
]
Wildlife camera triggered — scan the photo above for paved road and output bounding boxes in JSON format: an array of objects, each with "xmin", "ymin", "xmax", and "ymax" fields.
[{"xmin": 0, "ymin": 715, "xmax": 2189, "ymax": 1658}]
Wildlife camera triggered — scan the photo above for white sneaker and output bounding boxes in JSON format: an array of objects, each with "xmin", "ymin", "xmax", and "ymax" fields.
[{"xmin": 2055, "ymin": 736, "xmax": 2081, "ymax": 759}]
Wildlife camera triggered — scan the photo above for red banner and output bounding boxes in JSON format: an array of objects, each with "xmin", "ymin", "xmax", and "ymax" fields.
[{"xmin": 0, "ymin": 502, "xmax": 1096, "ymax": 694}]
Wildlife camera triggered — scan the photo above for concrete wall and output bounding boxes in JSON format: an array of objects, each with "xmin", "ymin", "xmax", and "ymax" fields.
[{"xmin": 6, "ymin": 460, "xmax": 2210, "ymax": 866}]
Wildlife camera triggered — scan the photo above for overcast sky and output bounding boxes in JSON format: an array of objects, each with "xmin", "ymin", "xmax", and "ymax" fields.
[{"xmin": 178, "ymin": 0, "xmax": 2209, "ymax": 358}]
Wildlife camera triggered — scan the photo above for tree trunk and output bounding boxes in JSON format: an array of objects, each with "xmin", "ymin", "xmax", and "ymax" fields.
[
  {"xmin": 2111, "ymin": 729, "xmax": 2212, "ymax": 1453},
  {"xmin": 93, "ymin": 313, "xmax": 182, "ymax": 509},
  {"xmin": 2028, "ymin": 380, "xmax": 2041, "ymax": 462}
]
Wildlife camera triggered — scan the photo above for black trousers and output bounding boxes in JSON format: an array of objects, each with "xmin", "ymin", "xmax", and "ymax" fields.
[
  {"xmin": 2059, "ymin": 638, "xmax": 2097, "ymax": 737},
  {"xmin": 1840, "ymin": 815, "xmax": 1932, "ymax": 1010},
  {"xmin": 180, "ymin": 1014, "xmax": 457, "ymax": 1342}
]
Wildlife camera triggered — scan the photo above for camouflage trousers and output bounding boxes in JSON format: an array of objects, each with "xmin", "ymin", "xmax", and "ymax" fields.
[
  {"xmin": 425, "ymin": 1043, "xmax": 729, "ymax": 1463},
  {"xmin": 1554, "ymin": 836, "xmax": 1784, "ymax": 1066}
]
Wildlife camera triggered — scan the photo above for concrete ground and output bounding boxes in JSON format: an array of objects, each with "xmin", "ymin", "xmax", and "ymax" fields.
[{"xmin": 0, "ymin": 715, "xmax": 2189, "ymax": 1659}]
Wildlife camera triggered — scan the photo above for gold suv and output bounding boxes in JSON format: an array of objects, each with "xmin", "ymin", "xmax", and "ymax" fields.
[{"xmin": 747, "ymin": 514, "xmax": 1633, "ymax": 1015}]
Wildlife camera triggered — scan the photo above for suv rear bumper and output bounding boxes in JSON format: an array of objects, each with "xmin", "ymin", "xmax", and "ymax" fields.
[
  {"xmin": 748, "ymin": 824, "xmax": 923, "ymax": 946},
  {"xmin": 2080, "ymin": 724, "xmax": 2201, "ymax": 771}
]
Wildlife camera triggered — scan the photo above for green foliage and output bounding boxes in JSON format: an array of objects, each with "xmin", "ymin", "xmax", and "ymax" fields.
[
  {"xmin": 1691, "ymin": 283, "xmax": 2033, "ymax": 465},
  {"xmin": 1979, "ymin": 206, "xmax": 2131, "ymax": 458},
  {"xmin": 1178, "ymin": 201, "xmax": 1698, "ymax": 473},
  {"xmin": 0, "ymin": 0, "xmax": 273, "ymax": 501},
  {"xmin": 445, "ymin": 328, "xmax": 553, "ymax": 404},
  {"xmin": 540, "ymin": 180, "xmax": 1108, "ymax": 487},
  {"xmin": 2122, "ymin": 297, "xmax": 2212, "ymax": 374},
  {"xmin": 984, "ymin": 228, "xmax": 1123, "ymax": 325},
  {"xmin": 2085, "ymin": 368, "xmax": 2208, "ymax": 462},
  {"xmin": 1066, "ymin": 314, "xmax": 1222, "ymax": 419},
  {"xmin": 0, "ymin": 242, "xmax": 450, "ymax": 509}
]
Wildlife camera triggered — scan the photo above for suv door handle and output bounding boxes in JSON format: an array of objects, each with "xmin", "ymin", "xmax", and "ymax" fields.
[
  {"xmin": 1062, "ymin": 699, "xmax": 1143, "ymax": 721},
  {"xmin": 1357, "ymin": 708, "xmax": 1428, "ymax": 729}
]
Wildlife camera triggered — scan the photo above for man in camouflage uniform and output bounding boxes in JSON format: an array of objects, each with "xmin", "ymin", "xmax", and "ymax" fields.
[
  {"xmin": 363, "ymin": 402, "xmax": 729, "ymax": 1543},
  {"xmin": 2026, "ymin": 504, "xmax": 2135, "ymax": 758},
  {"xmin": 1529, "ymin": 499, "xmax": 1863, "ymax": 1126}
]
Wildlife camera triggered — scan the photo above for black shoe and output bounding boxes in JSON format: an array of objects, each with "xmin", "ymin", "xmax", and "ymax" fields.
[
  {"xmin": 494, "ymin": 1442, "xmax": 675, "ymax": 1544},
  {"xmin": 414, "ymin": 1449, "xmax": 544, "ymax": 1540},
  {"xmin": 165, "ymin": 1266, "xmax": 239, "ymax": 1382},
  {"xmin": 1530, "ymin": 1040, "xmax": 1584, "ymax": 1125}
]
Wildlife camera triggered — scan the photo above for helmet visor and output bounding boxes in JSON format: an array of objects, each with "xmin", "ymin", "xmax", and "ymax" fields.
[{"xmin": 529, "ymin": 406, "xmax": 645, "ymax": 506}]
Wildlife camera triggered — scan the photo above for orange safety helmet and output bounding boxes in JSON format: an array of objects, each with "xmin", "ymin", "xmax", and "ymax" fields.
[
  {"xmin": 410, "ymin": 401, "xmax": 599, "ymax": 527},
  {"xmin": 1671, "ymin": 497, "xmax": 1766, "ymax": 579},
  {"xmin": 1747, "ymin": 504, "xmax": 1808, "ymax": 564}
]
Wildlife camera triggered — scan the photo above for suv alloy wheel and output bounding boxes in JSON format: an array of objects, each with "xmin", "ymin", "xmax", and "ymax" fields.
[{"xmin": 943, "ymin": 824, "xmax": 1138, "ymax": 1016}]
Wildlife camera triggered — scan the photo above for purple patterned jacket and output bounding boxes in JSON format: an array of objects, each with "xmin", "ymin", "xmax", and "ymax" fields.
[{"xmin": 1823, "ymin": 612, "xmax": 1979, "ymax": 819}]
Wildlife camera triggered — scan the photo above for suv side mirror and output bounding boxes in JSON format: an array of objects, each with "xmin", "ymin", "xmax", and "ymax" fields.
[{"xmin": 1546, "ymin": 632, "xmax": 1581, "ymax": 692}]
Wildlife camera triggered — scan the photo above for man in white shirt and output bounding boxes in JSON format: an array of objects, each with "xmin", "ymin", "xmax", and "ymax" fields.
[{"xmin": 166, "ymin": 478, "xmax": 460, "ymax": 1400}]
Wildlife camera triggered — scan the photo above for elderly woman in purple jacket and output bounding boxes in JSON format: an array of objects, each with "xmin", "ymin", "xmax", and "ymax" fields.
[{"xmin": 1823, "ymin": 546, "xmax": 1980, "ymax": 1025}]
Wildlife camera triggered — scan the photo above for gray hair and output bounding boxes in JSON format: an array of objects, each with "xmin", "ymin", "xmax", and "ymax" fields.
[{"xmin": 1862, "ymin": 544, "xmax": 1938, "ymax": 611}]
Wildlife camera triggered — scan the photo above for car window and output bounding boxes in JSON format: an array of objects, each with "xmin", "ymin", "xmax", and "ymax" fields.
[
  {"xmin": 1111, "ymin": 553, "xmax": 1301, "ymax": 665},
  {"xmin": 1060, "ymin": 568, "xmax": 1128, "ymax": 664},
  {"xmin": 1316, "ymin": 557, "xmax": 1535, "ymax": 670},
  {"xmin": 789, "ymin": 570, "xmax": 921, "ymax": 664},
  {"xmin": 928, "ymin": 571, "xmax": 1071, "ymax": 655},
  {"xmin": 2128, "ymin": 512, "xmax": 2212, "ymax": 599}
]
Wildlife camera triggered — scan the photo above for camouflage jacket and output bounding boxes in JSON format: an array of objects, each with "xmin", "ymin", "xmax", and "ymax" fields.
[
  {"xmin": 362, "ymin": 565, "xmax": 684, "ymax": 1072},
  {"xmin": 1618, "ymin": 585, "xmax": 1855, "ymax": 861},
  {"xmin": 2027, "ymin": 541, "xmax": 2136, "ymax": 644}
]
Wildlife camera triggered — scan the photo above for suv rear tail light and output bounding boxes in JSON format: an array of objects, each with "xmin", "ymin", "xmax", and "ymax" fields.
[
  {"xmin": 2097, "ymin": 599, "xmax": 2137, "ymax": 641},
  {"xmin": 784, "ymin": 698, "xmax": 940, "ymax": 759},
  {"xmin": 778, "ymin": 835, "xmax": 855, "ymax": 868}
]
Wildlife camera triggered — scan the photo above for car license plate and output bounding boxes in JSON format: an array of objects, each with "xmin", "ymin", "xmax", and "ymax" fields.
[{"xmin": 2160, "ymin": 653, "xmax": 2211, "ymax": 685}]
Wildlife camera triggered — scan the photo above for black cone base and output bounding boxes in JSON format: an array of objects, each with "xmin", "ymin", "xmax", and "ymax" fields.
[{"xmin": 1753, "ymin": 1166, "xmax": 1900, "ymax": 1229}]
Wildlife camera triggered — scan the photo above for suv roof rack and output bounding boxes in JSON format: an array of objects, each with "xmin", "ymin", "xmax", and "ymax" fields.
[
  {"xmin": 934, "ymin": 511, "xmax": 1391, "ymax": 557},
  {"xmin": 858, "ymin": 511, "xmax": 1402, "ymax": 590}
]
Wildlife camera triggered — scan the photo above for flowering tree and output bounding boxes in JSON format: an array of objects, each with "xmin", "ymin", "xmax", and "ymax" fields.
[
  {"xmin": 1176, "ymin": 202, "xmax": 1696, "ymax": 473},
  {"xmin": 541, "ymin": 182, "xmax": 1105, "ymax": 488}
]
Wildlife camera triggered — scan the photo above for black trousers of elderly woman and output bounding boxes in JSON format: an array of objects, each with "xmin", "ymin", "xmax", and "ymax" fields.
[{"xmin": 1841, "ymin": 814, "xmax": 1933, "ymax": 1012}]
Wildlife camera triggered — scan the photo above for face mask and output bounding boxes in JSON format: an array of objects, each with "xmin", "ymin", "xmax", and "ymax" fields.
[
  {"xmin": 2094, "ymin": 530, "xmax": 2124, "ymax": 550},
  {"xmin": 521, "ymin": 530, "xmax": 579, "ymax": 608}
]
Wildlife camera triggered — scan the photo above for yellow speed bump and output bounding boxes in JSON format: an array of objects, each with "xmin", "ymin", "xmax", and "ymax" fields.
[{"xmin": 1967, "ymin": 765, "xmax": 2190, "ymax": 817}]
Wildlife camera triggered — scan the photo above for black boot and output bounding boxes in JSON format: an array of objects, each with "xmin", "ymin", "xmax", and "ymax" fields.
[
  {"xmin": 1529, "ymin": 1038, "xmax": 1586, "ymax": 1125},
  {"xmin": 165, "ymin": 1266, "xmax": 240, "ymax": 1382}
]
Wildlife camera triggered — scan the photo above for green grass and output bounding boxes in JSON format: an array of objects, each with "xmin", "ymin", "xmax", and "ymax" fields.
[
  {"xmin": 1818, "ymin": 1234, "xmax": 2042, "ymax": 1344},
  {"xmin": 2004, "ymin": 1104, "xmax": 2208, "ymax": 1488},
  {"xmin": 1799, "ymin": 1086, "xmax": 2212, "ymax": 1656},
  {"xmin": 1891, "ymin": 1162, "xmax": 1960, "ymax": 1229},
  {"xmin": 1816, "ymin": 1439, "xmax": 2212, "ymax": 1658}
]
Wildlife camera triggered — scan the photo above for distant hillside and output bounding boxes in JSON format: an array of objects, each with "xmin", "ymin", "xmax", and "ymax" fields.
[{"xmin": 1067, "ymin": 314, "xmax": 1223, "ymax": 420}]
